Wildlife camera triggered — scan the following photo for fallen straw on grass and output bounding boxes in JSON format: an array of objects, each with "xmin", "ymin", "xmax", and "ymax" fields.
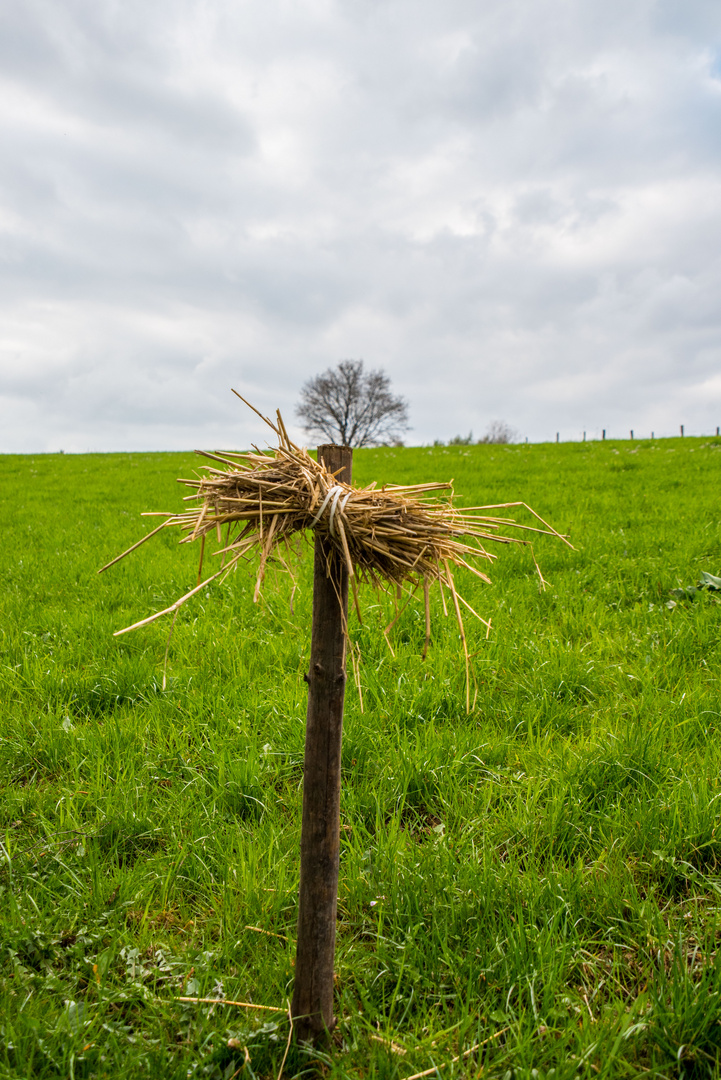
[
  {"xmin": 244, "ymin": 925, "xmax": 289, "ymax": 941},
  {"xmin": 176, "ymin": 997, "xmax": 286, "ymax": 1012},
  {"xmin": 369, "ymin": 1033, "xmax": 408, "ymax": 1055},
  {"xmin": 100, "ymin": 394, "xmax": 571, "ymax": 707},
  {"xmin": 402, "ymin": 1027, "xmax": 510, "ymax": 1080}
]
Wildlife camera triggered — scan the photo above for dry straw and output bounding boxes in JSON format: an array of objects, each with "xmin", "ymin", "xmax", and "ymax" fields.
[{"xmin": 100, "ymin": 392, "xmax": 570, "ymax": 707}]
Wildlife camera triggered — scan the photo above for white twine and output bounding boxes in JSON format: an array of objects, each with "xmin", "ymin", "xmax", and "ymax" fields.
[
  {"xmin": 310, "ymin": 485, "xmax": 352, "ymax": 537},
  {"xmin": 329, "ymin": 489, "xmax": 352, "ymax": 538}
]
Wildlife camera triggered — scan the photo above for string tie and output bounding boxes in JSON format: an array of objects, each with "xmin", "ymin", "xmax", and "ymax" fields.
[{"xmin": 310, "ymin": 485, "xmax": 352, "ymax": 537}]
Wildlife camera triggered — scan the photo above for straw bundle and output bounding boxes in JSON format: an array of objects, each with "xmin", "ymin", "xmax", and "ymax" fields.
[{"xmin": 100, "ymin": 394, "xmax": 570, "ymax": 705}]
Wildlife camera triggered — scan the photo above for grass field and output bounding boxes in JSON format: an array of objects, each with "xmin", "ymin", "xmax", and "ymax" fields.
[{"xmin": 1, "ymin": 436, "xmax": 721, "ymax": 1079}]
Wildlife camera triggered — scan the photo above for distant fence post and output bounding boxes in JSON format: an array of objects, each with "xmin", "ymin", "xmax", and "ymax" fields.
[
  {"xmin": 680, "ymin": 425, "xmax": 684, "ymax": 437},
  {"xmin": 630, "ymin": 430, "xmax": 633, "ymax": 440},
  {"xmin": 556, "ymin": 432, "xmax": 559, "ymax": 443},
  {"xmin": 602, "ymin": 429, "xmax": 606, "ymax": 440},
  {"xmin": 583, "ymin": 431, "xmax": 586, "ymax": 441}
]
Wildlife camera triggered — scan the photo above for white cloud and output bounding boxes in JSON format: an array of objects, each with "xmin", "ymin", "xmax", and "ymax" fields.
[{"xmin": 1, "ymin": 0, "xmax": 721, "ymax": 451}]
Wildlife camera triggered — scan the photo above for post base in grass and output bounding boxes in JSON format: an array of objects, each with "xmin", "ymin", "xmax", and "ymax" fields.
[{"xmin": 292, "ymin": 1011, "xmax": 336, "ymax": 1047}]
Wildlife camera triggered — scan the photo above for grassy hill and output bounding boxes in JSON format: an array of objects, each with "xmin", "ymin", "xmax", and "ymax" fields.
[{"xmin": 1, "ymin": 437, "xmax": 720, "ymax": 1078}]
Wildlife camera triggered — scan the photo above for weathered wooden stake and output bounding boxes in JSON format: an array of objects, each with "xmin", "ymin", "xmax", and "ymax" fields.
[{"xmin": 291, "ymin": 444, "xmax": 352, "ymax": 1044}]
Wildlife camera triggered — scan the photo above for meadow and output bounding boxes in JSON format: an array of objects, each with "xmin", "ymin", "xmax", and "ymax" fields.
[{"xmin": 1, "ymin": 436, "xmax": 721, "ymax": 1079}]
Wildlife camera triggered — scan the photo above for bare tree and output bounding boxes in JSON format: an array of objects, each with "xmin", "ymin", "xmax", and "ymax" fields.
[
  {"xmin": 478, "ymin": 420, "xmax": 517, "ymax": 445},
  {"xmin": 296, "ymin": 360, "xmax": 410, "ymax": 448},
  {"xmin": 437, "ymin": 421, "xmax": 517, "ymax": 447}
]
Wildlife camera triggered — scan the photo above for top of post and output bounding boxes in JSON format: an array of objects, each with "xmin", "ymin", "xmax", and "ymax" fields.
[{"xmin": 317, "ymin": 444, "xmax": 352, "ymax": 485}]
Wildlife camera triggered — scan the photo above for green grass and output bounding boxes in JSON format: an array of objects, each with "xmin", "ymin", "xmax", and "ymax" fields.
[{"xmin": 1, "ymin": 437, "xmax": 721, "ymax": 1079}]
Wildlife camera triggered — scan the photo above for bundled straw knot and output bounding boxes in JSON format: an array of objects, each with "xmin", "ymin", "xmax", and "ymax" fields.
[{"xmin": 99, "ymin": 392, "xmax": 571, "ymax": 710}]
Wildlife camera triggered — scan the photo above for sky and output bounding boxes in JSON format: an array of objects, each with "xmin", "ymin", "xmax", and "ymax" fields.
[{"xmin": 1, "ymin": 0, "xmax": 721, "ymax": 452}]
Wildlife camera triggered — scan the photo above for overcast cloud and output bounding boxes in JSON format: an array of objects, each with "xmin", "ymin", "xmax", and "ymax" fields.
[{"xmin": 1, "ymin": 0, "xmax": 720, "ymax": 451}]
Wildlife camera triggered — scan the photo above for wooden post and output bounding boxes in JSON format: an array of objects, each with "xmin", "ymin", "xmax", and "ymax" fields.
[{"xmin": 291, "ymin": 444, "xmax": 352, "ymax": 1043}]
